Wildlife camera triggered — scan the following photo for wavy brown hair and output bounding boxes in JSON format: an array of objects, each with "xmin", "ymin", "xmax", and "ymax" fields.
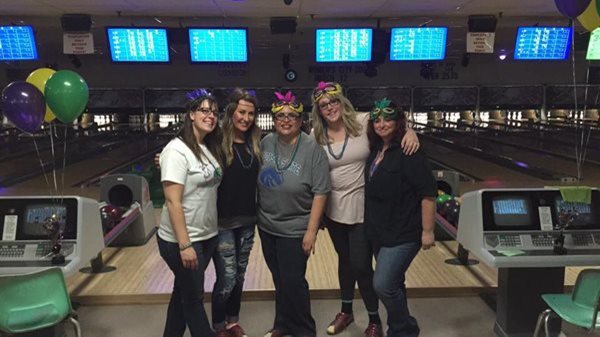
[
  {"xmin": 221, "ymin": 88, "xmax": 262, "ymax": 166},
  {"xmin": 366, "ymin": 101, "xmax": 407, "ymax": 151},
  {"xmin": 179, "ymin": 96, "xmax": 223, "ymax": 166}
]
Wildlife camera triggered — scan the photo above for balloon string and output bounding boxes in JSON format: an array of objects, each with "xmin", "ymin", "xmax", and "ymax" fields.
[
  {"xmin": 569, "ymin": 19, "xmax": 582, "ymax": 182},
  {"xmin": 49, "ymin": 122, "xmax": 59, "ymax": 198},
  {"xmin": 60, "ymin": 125, "xmax": 67, "ymax": 205},
  {"xmin": 579, "ymin": 63, "xmax": 593, "ymax": 179},
  {"xmin": 33, "ymin": 132, "xmax": 54, "ymax": 199}
]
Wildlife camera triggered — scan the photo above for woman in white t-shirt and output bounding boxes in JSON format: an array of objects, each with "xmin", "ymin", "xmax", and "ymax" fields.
[
  {"xmin": 309, "ymin": 82, "xmax": 420, "ymax": 337},
  {"xmin": 157, "ymin": 90, "xmax": 223, "ymax": 337}
]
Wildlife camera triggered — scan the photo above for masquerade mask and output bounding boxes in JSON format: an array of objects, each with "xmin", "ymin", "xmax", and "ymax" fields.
[
  {"xmin": 271, "ymin": 91, "xmax": 304, "ymax": 114},
  {"xmin": 312, "ymin": 82, "xmax": 343, "ymax": 102},
  {"xmin": 369, "ymin": 98, "xmax": 398, "ymax": 121},
  {"xmin": 186, "ymin": 88, "xmax": 212, "ymax": 101}
]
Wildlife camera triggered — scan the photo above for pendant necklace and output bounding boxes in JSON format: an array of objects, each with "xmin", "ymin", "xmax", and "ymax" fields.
[{"xmin": 200, "ymin": 152, "xmax": 222, "ymax": 179}]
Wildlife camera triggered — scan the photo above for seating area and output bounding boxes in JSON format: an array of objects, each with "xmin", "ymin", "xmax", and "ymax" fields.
[
  {"xmin": 534, "ymin": 269, "xmax": 600, "ymax": 337},
  {"xmin": 0, "ymin": 268, "xmax": 81, "ymax": 336}
]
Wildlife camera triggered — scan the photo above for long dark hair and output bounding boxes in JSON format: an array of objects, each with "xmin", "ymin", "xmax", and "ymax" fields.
[
  {"xmin": 179, "ymin": 96, "xmax": 223, "ymax": 166},
  {"xmin": 221, "ymin": 88, "xmax": 262, "ymax": 166},
  {"xmin": 366, "ymin": 101, "xmax": 407, "ymax": 151}
]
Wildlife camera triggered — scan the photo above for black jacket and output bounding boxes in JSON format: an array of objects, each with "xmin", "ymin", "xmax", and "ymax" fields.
[{"xmin": 364, "ymin": 142, "xmax": 437, "ymax": 247}]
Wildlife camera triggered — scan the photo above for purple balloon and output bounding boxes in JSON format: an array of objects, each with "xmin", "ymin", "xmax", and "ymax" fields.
[
  {"xmin": 1, "ymin": 81, "xmax": 45, "ymax": 133},
  {"xmin": 554, "ymin": 0, "xmax": 591, "ymax": 18}
]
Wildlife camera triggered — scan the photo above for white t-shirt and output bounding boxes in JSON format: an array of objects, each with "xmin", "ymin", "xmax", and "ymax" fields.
[
  {"xmin": 321, "ymin": 113, "xmax": 370, "ymax": 224},
  {"xmin": 158, "ymin": 137, "xmax": 221, "ymax": 243}
]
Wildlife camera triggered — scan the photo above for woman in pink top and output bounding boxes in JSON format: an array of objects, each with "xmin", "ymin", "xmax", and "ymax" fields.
[{"xmin": 310, "ymin": 82, "xmax": 420, "ymax": 337}]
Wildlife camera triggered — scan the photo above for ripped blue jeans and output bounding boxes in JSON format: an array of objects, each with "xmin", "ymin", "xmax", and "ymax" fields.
[{"xmin": 211, "ymin": 226, "xmax": 255, "ymax": 328}]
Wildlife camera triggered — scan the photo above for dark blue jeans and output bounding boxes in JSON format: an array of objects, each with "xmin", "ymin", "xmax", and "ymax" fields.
[
  {"xmin": 157, "ymin": 235, "xmax": 217, "ymax": 337},
  {"xmin": 211, "ymin": 226, "xmax": 255, "ymax": 328},
  {"xmin": 259, "ymin": 229, "xmax": 316, "ymax": 337},
  {"xmin": 373, "ymin": 241, "xmax": 421, "ymax": 337}
]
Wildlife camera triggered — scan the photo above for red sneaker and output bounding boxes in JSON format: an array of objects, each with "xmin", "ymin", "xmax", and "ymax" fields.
[
  {"xmin": 216, "ymin": 327, "xmax": 231, "ymax": 337},
  {"xmin": 326, "ymin": 312, "xmax": 354, "ymax": 335},
  {"xmin": 263, "ymin": 328, "xmax": 286, "ymax": 337},
  {"xmin": 227, "ymin": 324, "xmax": 248, "ymax": 337},
  {"xmin": 364, "ymin": 323, "xmax": 383, "ymax": 337}
]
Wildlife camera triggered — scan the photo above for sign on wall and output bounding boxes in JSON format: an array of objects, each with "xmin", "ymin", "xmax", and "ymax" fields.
[
  {"xmin": 466, "ymin": 32, "xmax": 495, "ymax": 53},
  {"xmin": 63, "ymin": 33, "xmax": 94, "ymax": 54}
]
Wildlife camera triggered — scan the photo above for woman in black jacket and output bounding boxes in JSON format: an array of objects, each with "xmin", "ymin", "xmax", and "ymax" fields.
[{"xmin": 364, "ymin": 98, "xmax": 437, "ymax": 337}]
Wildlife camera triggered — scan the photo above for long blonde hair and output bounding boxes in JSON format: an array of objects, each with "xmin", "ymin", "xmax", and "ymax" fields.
[
  {"xmin": 221, "ymin": 88, "xmax": 261, "ymax": 166},
  {"xmin": 310, "ymin": 92, "xmax": 362, "ymax": 146}
]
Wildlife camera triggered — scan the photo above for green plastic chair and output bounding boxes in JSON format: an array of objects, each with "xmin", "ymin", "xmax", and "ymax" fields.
[
  {"xmin": 0, "ymin": 268, "xmax": 81, "ymax": 336},
  {"xmin": 533, "ymin": 269, "xmax": 600, "ymax": 337}
]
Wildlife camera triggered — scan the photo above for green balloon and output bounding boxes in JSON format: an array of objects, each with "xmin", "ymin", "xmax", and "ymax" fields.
[
  {"xmin": 45, "ymin": 70, "xmax": 89, "ymax": 124},
  {"xmin": 436, "ymin": 194, "xmax": 453, "ymax": 205}
]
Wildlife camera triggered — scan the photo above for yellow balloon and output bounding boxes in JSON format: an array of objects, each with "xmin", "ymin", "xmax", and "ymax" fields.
[
  {"xmin": 26, "ymin": 67, "xmax": 57, "ymax": 122},
  {"xmin": 578, "ymin": 0, "xmax": 600, "ymax": 31},
  {"xmin": 43, "ymin": 109, "xmax": 56, "ymax": 123}
]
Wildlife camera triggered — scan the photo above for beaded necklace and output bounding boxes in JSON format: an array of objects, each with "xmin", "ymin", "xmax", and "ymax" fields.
[
  {"xmin": 233, "ymin": 142, "xmax": 255, "ymax": 169},
  {"xmin": 274, "ymin": 132, "xmax": 302, "ymax": 172},
  {"xmin": 325, "ymin": 127, "xmax": 349, "ymax": 160}
]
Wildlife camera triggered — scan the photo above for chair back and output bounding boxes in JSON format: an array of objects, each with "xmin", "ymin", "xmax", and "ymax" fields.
[
  {"xmin": 0, "ymin": 268, "xmax": 73, "ymax": 334},
  {"xmin": 572, "ymin": 269, "xmax": 600, "ymax": 310}
]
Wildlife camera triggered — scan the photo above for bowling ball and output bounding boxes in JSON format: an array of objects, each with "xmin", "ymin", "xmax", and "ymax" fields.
[
  {"xmin": 100, "ymin": 205, "xmax": 123, "ymax": 232},
  {"xmin": 454, "ymin": 196, "xmax": 462, "ymax": 205},
  {"xmin": 100, "ymin": 207, "xmax": 115, "ymax": 232},
  {"xmin": 436, "ymin": 193, "xmax": 453, "ymax": 205},
  {"xmin": 440, "ymin": 199, "xmax": 461, "ymax": 226}
]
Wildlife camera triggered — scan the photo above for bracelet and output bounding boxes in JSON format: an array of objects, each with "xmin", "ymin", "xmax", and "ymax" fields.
[{"xmin": 179, "ymin": 242, "xmax": 193, "ymax": 251}]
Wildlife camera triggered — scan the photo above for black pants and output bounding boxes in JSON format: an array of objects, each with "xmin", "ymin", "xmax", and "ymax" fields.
[
  {"xmin": 157, "ymin": 235, "xmax": 217, "ymax": 337},
  {"xmin": 259, "ymin": 229, "xmax": 316, "ymax": 337},
  {"xmin": 326, "ymin": 218, "xmax": 379, "ymax": 313}
]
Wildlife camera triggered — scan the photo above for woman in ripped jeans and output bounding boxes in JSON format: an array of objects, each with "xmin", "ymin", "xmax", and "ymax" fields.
[{"xmin": 211, "ymin": 89, "xmax": 262, "ymax": 337}]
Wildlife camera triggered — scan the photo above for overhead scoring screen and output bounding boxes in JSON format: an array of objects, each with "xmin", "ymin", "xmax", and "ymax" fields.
[
  {"xmin": 586, "ymin": 28, "xmax": 600, "ymax": 60},
  {"xmin": 107, "ymin": 27, "xmax": 169, "ymax": 62},
  {"xmin": 316, "ymin": 28, "xmax": 372, "ymax": 62},
  {"xmin": 390, "ymin": 27, "xmax": 447, "ymax": 61},
  {"xmin": 0, "ymin": 26, "xmax": 38, "ymax": 60},
  {"xmin": 188, "ymin": 28, "xmax": 248, "ymax": 62},
  {"xmin": 513, "ymin": 26, "xmax": 571, "ymax": 60}
]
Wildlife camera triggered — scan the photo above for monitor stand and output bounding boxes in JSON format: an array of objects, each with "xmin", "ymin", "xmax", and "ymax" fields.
[{"xmin": 494, "ymin": 267, "xmax": 564, "ymax": 337}]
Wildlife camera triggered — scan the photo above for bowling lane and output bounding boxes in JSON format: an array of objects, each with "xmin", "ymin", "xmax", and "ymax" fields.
[
  {"xmin": 434, "ymin": 129, "xmax": 600, "ymax": 181},
  {"xmin": 495, "ymin": 120, "xmax": 600, "ymax": 143},
  {"xmin": 0, "ymin": 119, "xmax": 178, "ymax": 187},
  {"xmin": 1, "ymin": 134, "xmax": 169, "ymax": 197},
  {"xmin": 451, "ymin": 122, "xmax": 600, "ymax": 163},
  {"xmin": 420, "ymin": 138, "xmax": 547, "ymax": 192},
  {"xmin": 0, "ymin": 131, "xmax": 125, "ymax": 179},
  {"xmin": 0, "ymin": 130, "xmax": 77, "ymax": 160}
]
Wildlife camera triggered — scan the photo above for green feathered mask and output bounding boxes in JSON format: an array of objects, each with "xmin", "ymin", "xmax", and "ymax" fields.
[{"xmin": 369, "ymin": 98, "xmax": 398, "ymax": 121}]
